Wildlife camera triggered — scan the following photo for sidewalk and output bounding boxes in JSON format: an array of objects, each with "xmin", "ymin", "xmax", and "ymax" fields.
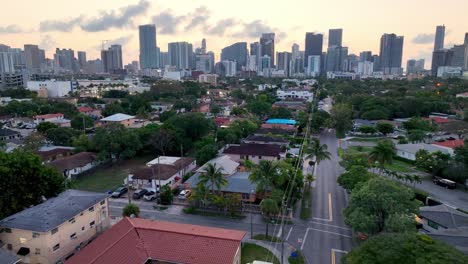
[{"xmin": 244, "ymin": 238, "xmax": 296, "ymax": 264}]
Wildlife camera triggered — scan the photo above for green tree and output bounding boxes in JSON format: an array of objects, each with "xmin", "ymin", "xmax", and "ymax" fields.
[
  {"xmin": 331, "ymin": 103, "xmax": 353, "ymax": 138},
  {"xmin": 247, "ymin": 94, "xmax": 272, "ymax": 117},
  {"xmin": 71, "ymin": 114, "xmax": 94, "ymax": 130},
  {"xmin": 72, "ymin": 134, "xmax": 93, "ymax": 153},
  {"xmin": 408, "ymin": 129, "xmax": 426, "ymax": 143},
  {"xmin": 195, "ymin": 143, "xmax": 218, "ymax": 166},
  {"xmin": 344, "ymin": 177, "xmax": 420, "ymax": 235},
  {"xmin": 403, "ymin": 117, "xmax": 434, "ymax": 131},
  {"xmin": 159, "ymin": 185, "xmax": 174, "ymax": 205},
  {"xmin": 269, "ymin": 107, "xmax": 292, "ymax": 119},
  {"xmin": 344, "ymin": 233, "xmax": 468, "ymax": 264},
  {"xmin": 260, "ymin": 198, "xmax": 280, "ymax": 237},
  {"xmin": 358, "ymin": 125, "xmax": 377, "ymax": 134},
  {"xmin": 122, "ymin": 204, "xmax": 140, "ymax": 217},
  {"xmin": 45, "ymin": 127, "xmax": 79, "ymax": 146},
  {"xmin": 368, "ymin": 140, "xmax": 395, "ymax": 173},
  {"xmin": 102, "ymin": 102, "xmax": 125, "ymax": 117},
  {"xmin": 304, "ymin": 138, "xmax": 332, "ymax": 166},
  {"xmin": 93, "ymin": 124, "xmax": 142, "ymax": 160},
  {"xmin": 310, "ymin": 110, "xmax": 331, "ymax": 132},
  {"xmin": 210, "ymin": 104, "xmax": 221, "ymax": 115},
  {"xmin": 36, "ymin": 122, "xmax": 58, "ymax": 133},
  {"xmin": 338, "ymin": 165, "xmax": 375, "ymax": 191},
  {"xmin": 249, "ymin": 160, "xmax": 282, "ymax": 193},
  {"xmin": 199, "ymin": 163, "xmax": 227, "ymax": 197},
  {"xmin": 22, "ymin": 132, "xmax": 45, "ymax": 151},
  {"xmin": 0, "ymin": 150, "xmax": 65, "ymax": 218},
  {"xmin": 377, "ymin": 122, "xmax": 394, "ymax": 135},
  {"xmin": 102, "ymin": 89, "xmax": 129, "ymax": 98},
  {"xmin": 339, "ymin": 152, "xmax": 370, "ymax": 170}
]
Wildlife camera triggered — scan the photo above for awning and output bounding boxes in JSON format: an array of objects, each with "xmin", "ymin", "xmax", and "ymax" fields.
[{"xmin": 17, "ymin": 247, "xmax": 30, "ymax": 256}]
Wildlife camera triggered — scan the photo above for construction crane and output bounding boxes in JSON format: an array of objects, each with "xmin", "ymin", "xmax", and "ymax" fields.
[{"xmin": 101, "ymin": 40, "xmax": 109, "ymax": 51}]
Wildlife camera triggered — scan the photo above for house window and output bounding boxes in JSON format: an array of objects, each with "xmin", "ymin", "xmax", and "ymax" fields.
[
  {"xmin": 100, "ymin": 200, "xmax": 106, "ymax": 205},
  {"xmin": 35, "ymin": 248, "xmax": 41, "ymax": 255},
  {"xmin": 82, "ymin": 226, "xmax": 85, "ymax": 231},
  {"xmin": 4, "ymin": 228, "xmax": 11, "ymax": 233},
  {"xmin": 259, "ymin": 156, "xmax": 262, "ymax": 160},
  {"xmin": 242, "ymin": 193, "xmax": 250, "ymax": 200},
  {"xmin": 89, "ymin": 206, "xmax": 94, "ymax": 212},
  {"xmin": 7, "ymin": 244, "xmax": 12, "ymax": 250},
  {"xmin": 51, "ymin": 228, "xmax": 58, "ymax": 235},
  {"xmin": 53, "ymin": 244, "xmax": 60, "ymax": 251},
  {"xmin": 69, "ymin": 218, "xmax": 75, "ymax": 224},
  {"xmin": 70, "ymin": 233, "xmax": 77, "ymax": 240},
  {"xmin": 32, "ymin": 232, "xmax": 40, "ymax": 238},
  {"xmin": 90, "ymin": 221, "xmax": 95, "ymax": 227}
]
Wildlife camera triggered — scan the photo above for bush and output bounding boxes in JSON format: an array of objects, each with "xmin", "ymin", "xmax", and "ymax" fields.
[{"xmin": 122, "ymin": 203, "xmax": 140, "ymax": 217}]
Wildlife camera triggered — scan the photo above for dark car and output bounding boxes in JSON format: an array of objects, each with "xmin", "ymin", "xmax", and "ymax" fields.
[
  {"xmin": 111, "ymin": 187, "xmax": 128, "ymax": 198},
  {"xmin": 433, "ymin": 178, "xmax": 456, "ymax": 189},
  {"xmin": 132, "ymin": 189, "xmax": 148, "ymax": 199}
]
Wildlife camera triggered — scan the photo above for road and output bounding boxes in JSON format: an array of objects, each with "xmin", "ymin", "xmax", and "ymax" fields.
[{"xmin": 108, "ymin": 130, "xmax": 354, "ymax": 264}]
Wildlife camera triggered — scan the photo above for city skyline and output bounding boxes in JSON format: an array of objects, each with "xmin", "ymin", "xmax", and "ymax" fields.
[{"xmin": 0, "ymin": 0, "xmax": 467, "ymax": 67}]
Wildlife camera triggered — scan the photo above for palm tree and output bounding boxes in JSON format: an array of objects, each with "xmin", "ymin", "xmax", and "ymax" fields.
[
  {"xmin": 305, "ymin": 138, "xmax": 331, "ymax": 166},
  {"xmin": 305, "ymin": 173, "xmax": 315, "ymax": 189},
  {"xmin": 260, "ymin": 198, "xmax": 279, "ymax": 237},
  {"xmin": 368, "ymin": 140, "xmax": 396, "ymax": 174},
  {"xmin": 249, "ymin": 160, "xmax": 279, "ymax": 192},
  {"xmin": 199, "ymin": 163, "xmax": 227, "ymax": 198}
]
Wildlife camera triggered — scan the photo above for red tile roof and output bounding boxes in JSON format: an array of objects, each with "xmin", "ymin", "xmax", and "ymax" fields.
[
  {"xmin": 66, "ymin": 217, "xmax": 245, "ymax": 264},
  {"xmin": 432, "ymin": 139, "xmax": 465, "ymax": 149},
  {"xmin": 34, "ymin": 113, "xmax": 64, "ymax": 119},
  {"xmin": 78, "ymin": 107, "xmax": 94, "ymax": 113},
  {"xmin": 424, "ymin": 117, "xmax": 452, "ymax": 124}
]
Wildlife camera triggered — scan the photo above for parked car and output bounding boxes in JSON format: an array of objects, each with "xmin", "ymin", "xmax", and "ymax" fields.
[
  {"xmin": 143, "ymin": 189, "xmax": 160, "ymax": 201},
  {"xmin": 132, "ymin": 189, "xmax": 148, "ymax": 199},
  {"xmin": 433, "ymin": 178, "xmax": 456, "ymax": 189},
  {"xmin": 111, "ymin": 187, "xmax": 128, "ymax": 198},
  {"xmin": 178, "ymin": 190, "xmax": 192, "ymax": 199}
]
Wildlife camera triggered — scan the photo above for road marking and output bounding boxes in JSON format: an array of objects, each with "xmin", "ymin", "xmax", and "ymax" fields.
[
  {"xmin": 286, "ymin": 227, "xmax": 293, "ymax": 240},
  {"xmin": 331, "ymin": 249, "xmax": 349, "ymax": 264},
  {"xmin": 109, "ymin": 205, "xmax": 155, "ymax": 213},
  {"xmin": 276, "ymin": 226, "xmax": 282, "ymax": 238},
  {"xmin": 300, "ymin": 229, "xmax": 309, "ymax": 250},
  {"xmin": 306, "ymin": 228, "xmax": 352, "ymax": 238},
  {"xmin": 308, "ymin": 221, "xmax": 351, "ymax": 231},
  {"xmin": 328, "ymin": 192, "xmax": 333, "ymax": 221}
]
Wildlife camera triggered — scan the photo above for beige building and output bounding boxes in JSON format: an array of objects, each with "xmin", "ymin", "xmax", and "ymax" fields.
[
  {"xmin": 100, "ymin": 113, "xmax": 135, "ymax": 127},
  {"xmin": 0, "ymin": 190, "xmax": 109, "ymax": 264}
]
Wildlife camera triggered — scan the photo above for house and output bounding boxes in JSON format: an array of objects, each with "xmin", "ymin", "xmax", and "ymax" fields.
[
  {"xmin": 215, "ymin": 117, "xmax": 232, "ymax": 128},
  {"xmin": 243, "ymin": 135, "xmax": 289, "ymax": 147},
  {"xmin": 223, "ymin": 143, "xmax": 285, "ymax": 164},
  {"xmin": 432, "ymin": 139, "xmax": 465, "ymax": 155},
  {"xmin": 66, "ymin": 217, "xmax": 246, "ymax": 264},
  {"xmin": 0, "ymin": 190, "xmax": 109, "ymax": 264},
  {"xmin": 273, "ymin": 101, "xmax": 307, "ymax": 112},
  {"xmin": 260, "ymin": 123, "xmax": 297, "ymax": 132},
  {"xmin": 186, "ymin": 172, "xmax": 257, "ymax": 202},
  {"xmin": 196, "ymin": 155, "xmax": 240, "ymax": 176},
  {"xmin": 276, "ymin": 89, "xmax": 313, "ymax": 102},
  {"xmin": 150, "ymin": 102, "xmax": 173, "ymax": 113},
  {"xmin": 0, "ymin": 248, "xmax": 20, "ymax": 264},
  {"xmin": 130, "ymin": 157, "xmax": 196, "ymax": 190},
  {"xmin": 395, "ymin": 143, "xmax": 451, "ymax": 161},
  {"xmin": 0, "ymin": 128, "xmax": 21, "ymax": 141},
  {"xmin": 207, "ymin": 89, "xmax": 230, "ymax": 98},
  {"xmin": 265, "ymin": 119, "xmax": 297, "ymax": 126},
  {"xmin": 78, "ymin": 107, "xmax": 102, "ymax": 119},
  {"xmin": 417, "ymin": 204, "xmax": 468, "ymax": 254},
  {"xmin": 255, "ymin": 127, "xmax": 295, "ymax": 136},
  {"xmin": 49, "ymin": 152, "xmax": 98, "ymax": 179},
  {"xmin": 35, "ymin": 146, "xmax": 75, "ymax": 163},
  {"xmin": 100, "ymin": 113, "xmax": 135, "ymax": 127},
  {"xmin": 34, "ymin": 113, "xmax": 71, "ymax": 128}
]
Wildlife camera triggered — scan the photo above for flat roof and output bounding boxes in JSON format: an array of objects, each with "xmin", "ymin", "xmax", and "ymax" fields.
[
  {"xmin": 265, "ymin": 119, "xmax": 297, "ymax": 125},
  {"xmin": 101, "ymin": 113, "xmax": 135, "ymax": 122}
]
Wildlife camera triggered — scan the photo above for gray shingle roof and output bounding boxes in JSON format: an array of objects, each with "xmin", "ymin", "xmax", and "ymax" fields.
[
  {"xmin": 186, "ymin": 172, "xmax": 256, "ymax": 194},
  {"xmin": 0, "ymin": 248, "xmax": 20, "ymax": 264},
  {"xmin": 419, "ymin": 205, "xmax": 468, "ymax": 229},
  {"xmin": 396, "ymin": 143, "xmax": 450, "ymax": 155},
  {"xmin": 0, "ymin": 129, "xmax": 19, "ymax": 137},
  {"xmin": 0, "ymin": 189, "xmax": 108, "ymax": 232}
]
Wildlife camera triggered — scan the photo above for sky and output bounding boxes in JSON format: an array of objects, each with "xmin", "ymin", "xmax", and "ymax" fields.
[{"xmin": 0, "ymin": 0, "xmax": 467, "ymax": 68}]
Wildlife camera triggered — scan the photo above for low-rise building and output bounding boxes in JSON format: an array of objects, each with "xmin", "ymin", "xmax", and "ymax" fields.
[
  {"xmin": 35, "ymin": 146, "xmax": 75, "ymax": 163},
  {"xmin": 27, "ymin": 80, "xmax": 74, "ymax": 98},
  {"xmin": 243, "ymin": 135, "xmax": 289, "ymax": 147},
  {"xmin": 67, "ymin": 217, "xmax": 246, "ymax": 264},
  {"xmin": 78, "ymin": 107, "xmax": 101, "ymax": 119},
  {"xmin": 0, "ymin": 128, "xmax": 21, "ymax": 141},
  {"xmin": 0, "ymin": 190, "xmax": 109, "ymax": 264},
  {"xmin": 396, "ymin": 143, "xmax": 451, "ymax": 161},
  {"xmin": 34, "ymin": 113, "xmax": 71, "ymax": 127},
  {"xmin": 196, "ymin": 155, "xmax": 240, "ymax": 176},
  {"xmin": 223, "ymin": 143, "xmax": 285, "ymax": 164},
  {"xmin": 100, "ymin": 113, "xmax": 135, "ymax": 127},
  {"xmin": 199, "ymin": 74, "xmax": 218, "ymax": 86},
  {"xmin": 276, "ymin": 89, "xmax": 313, "ymax": 102},
  {"xmin": 49, "ymin": 152, "xmax": 98, "ymax": 179}
]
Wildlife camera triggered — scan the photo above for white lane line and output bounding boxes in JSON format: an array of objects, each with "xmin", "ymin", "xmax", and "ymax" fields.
[
  {"xmin": 300, "ymin": 229, "xmax": 310, "ymax": 250},
  {"xmin": 328, "ymin": 192, "xmax": 333, "ymax": 221},
  {"xmin": 276, "ymin": 226, "xmax": 282, "ymax": 238},
  {"xmin": 308, "ymin": 221, "xmax": 352, "ymax": 231},
  {"xmin": 306, "ymin": 227, "xmax": 352, "ymax": 238},
  {"xmin": 312, "ymin": 217, "xmax": 332, "ymax": 222},
  {"xmin": 286, "ymin": 227, "xmax": 293, "ymax": 240}
]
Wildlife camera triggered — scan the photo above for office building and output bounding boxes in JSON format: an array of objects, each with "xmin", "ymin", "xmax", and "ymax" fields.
[
  {"xmin": 0, "ymin": 49, "xmax": 16, "ymax": 73},
  {"xmin": 372, "ymin": 55, "xmax": 381, "ymax": 71},
  {"xmin": 159, "ymin": 52, "xmax": 169, "ymax": 68},
  {"xmin": 326, "ymin": 46, "xmax": 348, "ymax": 72},
  {"xmin": 276, "ymin": 52, "xmax": 291, "ymax": 75},
  {"xmin": 54, "ymin": 48, "xmax": 75, "ymax": 72},
  {"xmin": 24, "ymin": 44, "xmax": 44, "ymax": 72},
  {"xmin": 198, "ymin": 74, "xmax": 218, "ymax": 86},
  {"xmin": 195, "ymin": 53, "xmax": 214, "ymax": 73},
  {"xmin": 139, "ymin": 24, "xmax": 158, "ymax": 69},
  {"xmin": 465, "ymin": 33, "xmax": 468, "ymax": 45},
  {"xmin": 306, "ymin": 55, "xmax": 321, "ymax": 77},
  {"xmin": 406, "ymin": 59, "xmax": 425, "ymax": 74},
  {"xmin": 431, "ymin": 49, "xmax": 453, "ymax": 76},
  {"xmin": 260, "ymin": 33, "xmax": 275, "ymax": 66},
  {"xmin": 201, "ymin": 38, "xmax": 207, "ymax": 54},
  {"xmin": 379, "ymin": 33, "xmax": 404, "ymax": 75},
  {"xmin": 101, "ymin": 45, "xmax": 123, "ymax": 73},
  {"xmin": 221, "ymin": 60, "xmax": 237, "ymax": 77},
  {"xmin": 260, "ymin": 55, "xmax": 272, "ymax": 76},
  {"xmin": 305, "ymin": 33, "xmax": 323, "ymax": 67},
  {"xmin": 168, "ymin": 42, "xmax": 193, "ymax": 70},
  {"xmin": 359, "ymin": 51, "xmax": 373, "ymax": 62},
  {"xmin": 328, "ymin": 28, "xmax": 343, "ymax": 47},
  {"xmin": 221, "ymin": 42, "xmax": 247, "ymax": 70},
  {"xmin": 451, "ymin": 44, "xmax": 468, "ymax": 70},
  {"xmin": 84, "ymin": 59, "xmax": 103, "ymax": 74},
  {"xmin": 343, "ymin": 54, "xmax": 359, "ymax": 72},
  {"xmin": 357, "ymin": 61, "xmax": 374, "ymax": 76},
  {"xmin": 77, "ymin": 51, "xmax": 86, "ymax": 69},
  {"xmin": 291, "ymin": 43, "xmax": 300, "ymax": 59},
  {"xmin": 434, "ymin": 25, "xmax": 445, "ymax": 51},
  {"xmin": 246, "ymin": 55, "xmax": 257, "ymax": 71}
]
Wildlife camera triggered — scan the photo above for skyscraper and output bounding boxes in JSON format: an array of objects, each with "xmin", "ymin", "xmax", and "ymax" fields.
[
  {"xmin": 201, "ymin": 39, "xmax": 207, "ymax": 54},
  {"xmin": 306, "ymin": 55, "xmax": 321, "ymax": 77},
  {"xmin": 328, "ymin": 29, "xmax": 343, "ymax": 47},
  {"xmin": 221, "ymin": 42, "xmax": 248, "ymax": 70},
  {"xmin": 260, "ymin": 33, "xmax": 275, "ymax": 66},
  {"xmin": 379, "ymin": 33, "xmax": 404, "ymax": 75},
  {"xmin": 406, "ymin": 59, "xmax": 425, "ymax": 74},
  {"xmin": 139, "ymin": 24, "xmax": 158, "ymax": 69},
  {"xmin": 101, "ymin": 45, "xmax": 123, "ymax": 73},
  {"xmin": 431, "ymin": 49, "xmax": 453, "ymax": 76},
  {"xmin": 291, "ymin": 44, "xmax": 300, "ymax": 59},
  {"xmin": 326, "ymin": 46, "xmax": 348, "ymax": 72},
  {"xmin": 24, "ymin": 44, "xmax": 44, "ymax": 72},
  {"xmin": 54, "ymin": 48, "xmax": 75, "ymax": 71},
  {"xmin": 195, "ymin": 53, "xmax": 214, "ymax": 73},
  {"xmin": 434, "ymin": 25, "xmax": 445, "ymax": 51},
  {"xmin": 359, "ymin": 51, "xmax": 373, "ymax": 62},
  {"xmin": 77, "ymin": 51, "xmax": 87, "ymax": 69},
  {"xmin": 451, "ymin": 44, "xmax": 468, "ymax": 70},
  {"xmin": 276, "ymin": 52, "xmax": 291, "ymax": 75},
  {"xmin": 465, "ymin": 33, "xmax": 468, "ymax": 45},
  {"xmin": 304, "ymin": 33, "xmax": 323, "ymax": 67},
  {"xmin": 168, "ymin": 42, "xmax": 193, "ymax": 70}
]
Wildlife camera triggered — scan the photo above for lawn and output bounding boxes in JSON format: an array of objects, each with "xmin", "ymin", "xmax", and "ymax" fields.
[
  {"xmin": 241, "ymin": 243, "xmax": 280, "ymax": 264},
  {"xmin": 385, "ymin": 159, "xmax": 414, "ymax": 173},
  {"xmin": 288, "ymin": 250, "xmax": 305, "ymax": 264},
  {"xmin": 300, "ymin": 187, "xmax": 312, "ymax": 220},
  {"xmin": 346, "ymin": 146, "xmax": 373, "ymax": 154},
  {"xmin": 253, "ymin": 234, "xmax": 282, "ymax": 243},
  {"xmin": 348, "ymin": 137, "xmax": 390, "ymax": 143},
  {"xmin": 73, "ymin": 156, "xmax": 151, "ymax": 193}
]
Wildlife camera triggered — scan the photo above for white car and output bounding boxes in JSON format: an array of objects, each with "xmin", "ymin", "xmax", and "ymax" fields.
[
  {"xmin": 178, "ymin": 190, "xmax": 192, "ymax": 199},
  {"xmin": 143, "ymin": 189, "xmax": 159, "ymax": 201}
]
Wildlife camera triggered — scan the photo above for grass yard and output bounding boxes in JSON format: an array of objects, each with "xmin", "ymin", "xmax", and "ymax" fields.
[
  {"xmin": 346, "ymin": 146, "xmax": 373, "ymax": 154},
  {"xmin": 288, "ymin": 250, "xmax": 305, "ymax": 264},
  {"xmin": 241, "ymin": 243, "xmax": 280, "ymax": 264},
  {"xmin": 253, "ymin": 234, "xmax": 282, "ymax": 243},
  {"xmin": 73, "ymin": 156, "xmax": 151, "ymax": 193},
  {"xmin": 385, "ymin": 159, "xmax": 414, "ymax": 173},
  {"xmin": 348, "ymin": 137, "xmax": 390, "ymax": 143}
]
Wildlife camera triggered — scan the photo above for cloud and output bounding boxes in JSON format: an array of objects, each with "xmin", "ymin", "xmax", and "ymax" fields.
[
  {"xmin": 206, "ymin": 18, "xmax": 238, "ymax": 36},
  {"xmin": 39, "ymin": 35, "xmax": 58, "ymax": 51},
  {"xmin": 232, "ymin": 20, "xmax": 287, "ymax": 41},
  {"xmin": 412, "ymin": 33, "xmax": 434, "ymax": 44},
  {"xmin": 184, "ymin": 6, "xmax": 210, "ymax": 31},
  {"xmin": 93, "ymin": 35, "xmax": 133, "ymax": 50},
  {"xmin": 81, "ymin": 0, "xmax": 150, "ymax": 32},
  {"xmin": 39, "ymin": 17, "xmax": 83, "ymax": 32},
  {"xmin": 152, "ymin": 10, "xmax": 186, "ymax": 34},
  {"xmin": 0, "ymin": 25, "xmax": 23, "ymax": 34}
]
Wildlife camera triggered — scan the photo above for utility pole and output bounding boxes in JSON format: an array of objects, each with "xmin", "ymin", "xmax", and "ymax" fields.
[{"xmin": 250, "ymin": 189, "xmax": 254, "ymax": 239}]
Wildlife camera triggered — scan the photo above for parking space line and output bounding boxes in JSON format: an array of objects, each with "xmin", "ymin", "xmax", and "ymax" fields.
[
  {"xmin": 300, "ymin": 229, "xmax": 309, "ymax": 250},
  {"xmin": 307, "ymin": 228, "xmax": 352, "ymax": 238},
  {"xmin": 331, "ymin": 248, "xmax": 349, "ymax": 264},
  {"xmin": 286, "ymin": 227, "xmax": 293, "ymax": 240}
]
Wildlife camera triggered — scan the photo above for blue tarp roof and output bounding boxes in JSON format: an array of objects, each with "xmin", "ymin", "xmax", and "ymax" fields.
[{"xmin": 266, "ymin": 119, "xmax": 297, "ymax": 125}]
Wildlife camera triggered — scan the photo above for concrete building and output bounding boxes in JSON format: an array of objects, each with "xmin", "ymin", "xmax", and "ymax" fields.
[
  {"xmin": 195, "ymin": 52, "xmax": 214, "ymax": 73},
  {"xmin": 221, "ymin": 42, "xmax": 247, "ymax": 70},
  {"xmin": 357, "ymin": 61, "xmax": 374, "ymax": 76},
  {"xmin": 221, "ymin": 60, "xmax": 237, "ymax": 77},
  {"xmin": 101, "ymin": 45, "xmax": 123, "ymax": 73},
  {"xmin": 246, "ymin": 55, "xmax": 257, "ymax": 71},
  {"xmin": 27, "ymin": 80, "xmax": 73, "ymax": 98},
  {"xmin": 306, "ymin": 55, "xmax": 321, "ymax": 77},
  {"xmin": 451, "ymin": 44, "xmax": 468, "ymax": 70},
  {"xmin": 77, "ymin": 51, "xmax": 86, "ymax": 70},
  {"xmin": 304, "ymin": 33, "xmax": 323, "ymax": 68},
  {"xmin": 359, "ymin": 51, "xmax": 373, "ymax": 62},
  {"xmin": 223, "ymin": 143, "xmax": 285, "ymax": 164},
  {"xmin": 431, "ymin": 49, "xmax": 454, "ymax": 76},
  {"xmin": 277, "ymin": 89, "xmax": 314, "ymax": 101},
  {"xmin": 0, "ymin": 190, "xmax": 109, "ymax": 264},
  {"xmin": 434, "ymin": 25, "xmax": 445, "ymax": 51},
  {"xmin": 168, "ymin": 42, "xmax": 193, "ymax": 70},
  {"xmin": 326, "ymin": 46, "xmax": 348, "ymax": 72},
  {"xmin": 54, "ymin": 48, "xmax": 75, "ymax": 72},
  {"xmin": 379, "ymin": 33, "xmax": 404, "ymax": 75},
  {"xmin": 328, "ymin": 28, "xmax": 343, "ymax": 47},
  {"xmin": 24, "ymin": 44, "xmax": 44, "ymax": 72},
  {"xmin": 276, "ymin": 52, "xmax": 291, "ymax": 75},
  {"xmin": 260, "ymin": 33, "xmax": 275, "ymax": 66},
  {"xmin": 139, "ymin": 24, "xmax": 158, "ymax": 69},
  {"xmin": 437, "ymin": 66, "xmax": 462, "ymax": 78},
  {"xmin": 198, "ymin": 74, "xmax": 218, "ymax": 86}
]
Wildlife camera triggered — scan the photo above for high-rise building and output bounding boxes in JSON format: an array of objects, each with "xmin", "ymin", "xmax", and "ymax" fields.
[
  {"xmin": 101, "ymin": 45, "xmax": 123, "ymax": 73},
  {"xmin": 246, "ymin": 55, "xmax": 257, "ymax": 71},
  {"xmin": 168, "ymin": 42, "xmax": 193, "ymax": 70},
  {"xmin": 359, "ymin": 51, "xmax": 373, "ymax": 62},
  {"xmin": 406, "ymin": 59, "xmax": 425, "ymax": 74},
  {"xmin": 326, "ymin": 46, "xmax": 348, "ymax": 72},
  {"xmin": 372, "ymin": 55, "xmax": 381, "ymax": 72},
  {"xmin": 434, "ymin": 25, "xmax": 445, "ymax": 51},
  {"xmin": 357, "ymin": 61, "xmax": 374, "ymax": 76},
  {"xmin": 139, "ymin": 24, "xmax": 158, "ymax": 69},
  {"xmin": 431, "ymin": 49, "xmax": 453, "ymax": 76},
  {"xmin": 54, "ymin": 48, "xmax": 75, "ymax": 72},
  {"xmin": 195, "ymin": 53, "xmax": 214, "ymax": 73},
  {"xmin": 450, "ymin": 44, "xmax": 468, "ymax": 70},
  {"xmin": 379, "ymin": 33, "xmax": 404, "ymax": 75},
  {"xmin": 464, "ymin": 33, "xmax": 468, "ymax": 45},
  {"xmin": 159, "ymin": 52, "xmax": 169, "ymax": 68},
  {"xmin": 77, "ymin": 51, "xmax": 87, "ymax": 69},
  {"xmin": 291, "ymin": 44, "xmax": 300, "ymax": 59},
  {"xmin": 221, "ymin": 60, "xmax": 237, "ymax": 77},
  {"xmin": 260, "ymin": 33, "xmax": 275, "ymax": 66},
  {"xmin": 306, "ymin": 55, "xmax": 321, "ymax": 77},
  {"xmin": 201, "ymin": 39, "xmax": 207, "ymax": 54},
  {"xmin": 221, "ymin": 42, "xmax": 248, "ymax": 70},
  {"xmin": 343, "ymin": 54, "xmax": 359, "ymax": 72},
  {"xmin": 304, "ymin": 33, "xmax": 323, "ymax": 67},
  {"xmin": 276, "ymin": 52, "xmax": 291, "ymax": 74},
  {"xmin": 328, "ymin": 29, "xmax": 343, "ymax": 47},
  {"xmin": 24, "ymin": 44, "xmax": 44, "ymax": 72},
  {"xmin": 0, "ymin": 51, "xmax": 15, "ymax": 73}
]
